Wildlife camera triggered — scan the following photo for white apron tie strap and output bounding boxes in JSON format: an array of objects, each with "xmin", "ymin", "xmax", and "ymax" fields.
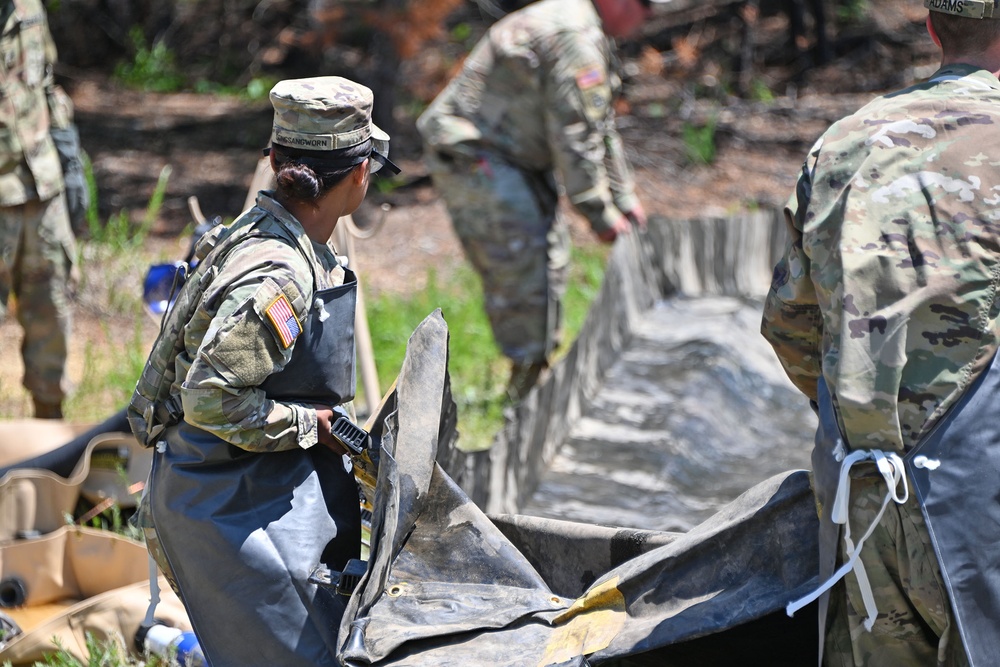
[
  {"xmin": 143, "ymin": 552, "xmax": 162, "ymax": 626},
  {"xmin": 786, "ymin": 448, "xmax": 908, "ymax": 631}
]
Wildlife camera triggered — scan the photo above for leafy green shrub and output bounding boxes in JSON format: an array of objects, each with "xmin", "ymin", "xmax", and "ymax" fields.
[
  {"xmin": 837, "ymin": 0, "xmax": 869, "ymax": 24},
  {"xmin": 749, "ymin": 79, "xmax": 774, "ymax": 104},
  {"xmin": 682, "ymin": 117, "xmax": 718, "ymax": 165},
  {"xmin": 114, "ymin": 27, "xmax": 186, "ymax": 93}
]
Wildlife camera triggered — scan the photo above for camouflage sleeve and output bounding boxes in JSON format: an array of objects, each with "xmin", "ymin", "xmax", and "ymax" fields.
[
  {"xmin": 761, "ymin": 147, "xmax": 824, "ymax": 402},
  {"xmin": 180, "ymin": 241, "xmax": 319, "ymax": 452},
  {"xmin": 42, "ymin": 7, "xmax": 58, "ymax": 69},
  {"xmin": 41, "ymin": 12, "xmax": 73, "ymax": 130},
  {"xmin": 604, "ymin": 128, "xmax": 639, "ymax": 215},
  {"xmin": 542, "ymin": 31, "xmax": 626, "ymax": 235}
]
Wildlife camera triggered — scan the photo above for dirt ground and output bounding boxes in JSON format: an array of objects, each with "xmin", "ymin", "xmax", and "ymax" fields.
[{"xmin": 0, "ymin": 1, "xmax": 940, "ymax": 419}]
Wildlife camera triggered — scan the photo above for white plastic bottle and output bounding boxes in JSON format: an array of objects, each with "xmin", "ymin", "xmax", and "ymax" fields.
[{"xmin": 142, "ymin": 623, "xmax": 208, "ymax": 667}]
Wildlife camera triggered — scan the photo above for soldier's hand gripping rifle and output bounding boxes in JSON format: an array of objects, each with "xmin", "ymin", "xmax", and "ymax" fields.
[{"xmin": 329, "ymin": 416, "xmax": 371, "ymax": 456}]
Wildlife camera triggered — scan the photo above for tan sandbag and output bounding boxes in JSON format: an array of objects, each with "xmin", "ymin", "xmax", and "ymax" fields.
[
  {"xmin": 0, "ymin": 432, "xmax": 151, "ymax": 542},
  {"xmin": 0, "ymin": 524, "xmax": 146, "ymax": 605},
  {"xmin": 76, "ymin": 433, "xmax": 152, "ymax": 509},
  {"xmin": 0, "ymin": 421, "xmax": 92, "ymax": 469},
  {"xmin": 0, "ymin": 470, "xmax": 80, "ymax": 542},
  {"xmin": 0, "ymin": 579, "xmax": 190, "ymax": 665},
  {"xmin": 0, "ymin": 526, "xmax": 191, "ymax": 665}
]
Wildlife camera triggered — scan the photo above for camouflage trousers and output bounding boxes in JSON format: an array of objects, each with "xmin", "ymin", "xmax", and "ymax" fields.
[
  {"xmin": 824, "ymin": 476, "xmax": 968, "ymax": 667},
  {"xmin": 0, "ymin": 193, "xmax": 76, "ymax": 404},
  {"xmin": 425, "ymin": 149, "xmax": 570, "ymax": 364}
]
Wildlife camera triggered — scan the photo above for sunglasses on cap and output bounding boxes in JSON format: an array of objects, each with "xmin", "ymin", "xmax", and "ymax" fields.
[
  {"xmin": 264, "ymin": 142, "xmax": 401, "ymax": 177},
  {"xmin": 369, "ymin": 140, "xmax": 400, "ymax": 176}
]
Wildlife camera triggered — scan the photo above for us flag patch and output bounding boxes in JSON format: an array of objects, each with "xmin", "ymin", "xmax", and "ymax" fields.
[
  {"xmin": 264, "ymin": 294, "xmax": 301, "ymax": 349},
  {"xmin": 575, "ymin": 66, "xmax": 605, "ymax": 90}
]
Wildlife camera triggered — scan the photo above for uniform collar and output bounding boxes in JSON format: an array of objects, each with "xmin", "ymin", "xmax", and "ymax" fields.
[
  {"xmin": 928, "ymin": 63, "xmax": 1000, "ymax": 90},
  {"xmin": 255, "ymin": 190, "xmax": 304, "ymax": 231}
]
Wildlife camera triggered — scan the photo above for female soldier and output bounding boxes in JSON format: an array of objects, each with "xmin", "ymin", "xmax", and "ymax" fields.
[{"xmin": 128, "ymin": 76, "xmax": 398, "ymax": 667}]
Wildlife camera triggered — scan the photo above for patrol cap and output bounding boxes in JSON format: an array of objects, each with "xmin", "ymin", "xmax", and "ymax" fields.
[
  {"xmin": 269, "ymin": 76, "xmax": 390, "ymax": 152},
  {"xmin": 925, "ymin": 0, "xmax": 1000, "ymax": 18}
]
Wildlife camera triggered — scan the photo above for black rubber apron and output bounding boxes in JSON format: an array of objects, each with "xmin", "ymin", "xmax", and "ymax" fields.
[
  {"xmin": 148, "ymin": 270, "xmax": 361, "ymax": 667},
  {"xmin": 811, "ymin": 349, "xmax": 1000, "ymax": 666}
]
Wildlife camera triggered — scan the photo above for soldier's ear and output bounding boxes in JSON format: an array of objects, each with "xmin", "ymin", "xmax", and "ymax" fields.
[
  {"xmin": 926, "ymin": 15, "xmax": 942, "ymax": 48},
  {"xmin": 353, "ymin": 159, "xmax": 370, "ymax": 185}
]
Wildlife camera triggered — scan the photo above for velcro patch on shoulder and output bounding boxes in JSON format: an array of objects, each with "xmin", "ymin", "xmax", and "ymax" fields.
[
  {"xmin": 264, "ymin": 292, "xmax": 302, "ymax": 349},
  {"xmin": 575, "ymin": 65, "xmax": 605, "ymax": 90}
]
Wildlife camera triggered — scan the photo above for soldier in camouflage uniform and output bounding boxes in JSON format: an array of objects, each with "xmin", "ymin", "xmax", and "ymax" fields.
[
  {"xmin": 761, "ymin": 2, "xmax": 1000, "ymax": 664},
  {"xmin": 128, "ymin": 77, "xmax": 398, "ymax": 667},
  {"xmin": 417, "ymin": 0, "xmax": 652, "ymax": 400},
  {"xmin": 0, "ymin": 0, "xmax": 88, "ymax": 419}
]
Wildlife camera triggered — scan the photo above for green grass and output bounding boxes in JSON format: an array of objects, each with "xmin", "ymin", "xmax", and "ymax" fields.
[
  {"xmin": 364, "ymin": 243, "xmax": 609, "ymax": 451},
  {"xmin": 58, "ymin": 159, "xmax": 173, "ymax": 423},
  {"xmin": 682, "ymin": 116, "xmax": 718, "ymax": 166},
  {"xmin": 63, "ymin": 318, "xmax": 149, "ymax": 423},
  {"xmin": 749, "ymin": 78, "xmax": 775, "ymax": 104},
  {"xmin": 85, "ymin": 162, "xmax": 171, "ymax": 251},
  {"xmin": 2, "ymin": 631, "xmax": 166, "ymax": 666}
]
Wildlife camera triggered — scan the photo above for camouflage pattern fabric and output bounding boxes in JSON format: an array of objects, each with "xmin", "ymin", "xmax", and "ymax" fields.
[
  {"xmin": 0, "ymin": 0, "xmax": 67, "ymax": 207},
  {"xmin": 761, "ymin": 64, "xmax": 1000, "ymax": 454},
  {"xmin": 416, "ymin": 0, "xmax": 637, "ymax": 362},
  {"xmin": 417, "ymin": 0, "xmax": 638, "ymax": 235},
  {"xmin": 130, "ymin": 191, "xmax": 348, "ymax": 452},
  {"xmin": 270, "ymin": 76, "xmax": 389, "ymax": 151},
  {"xmin": 822, "ymin": 478, "xmax": 968, "ymax": 667},
  {"xmin": 0, "ymin": 194, "xmax": 75, "ymax": 404},
  {"xmin": 424, "ymin": 149, "xmax": 568, "ymax": 364},
  {"xmin": 0, "ymin": 0, "xmax": 76, "ymax": 407},
  {"xmin": 761, "ymin": 64, "xmax": 1000, "ymax": 665},
  {"xmin": 135, "ymin": 497, "xmax": 182, "ymax": 597}
]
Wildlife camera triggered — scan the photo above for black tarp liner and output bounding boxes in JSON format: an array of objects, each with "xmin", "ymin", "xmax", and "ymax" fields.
[
  {"xmin": 0, "ymin": 213, "xmax": 822, "ymax": 664},
  {"xmin": 0, "ymin": 409, "xmax": 129, "ymax": 478},
  {"xmin": 339, "ymin": 311, "xmax": 819, "ymax": 666},
  {"xmin": 441, "ymin": 212, "xmax": 796, "ymax": 516}
]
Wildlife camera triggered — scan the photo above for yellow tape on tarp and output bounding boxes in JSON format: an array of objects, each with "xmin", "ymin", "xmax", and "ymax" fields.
[{"xmin": 538, "ymin": 576, "xmax": 626, "ymax": 666}]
